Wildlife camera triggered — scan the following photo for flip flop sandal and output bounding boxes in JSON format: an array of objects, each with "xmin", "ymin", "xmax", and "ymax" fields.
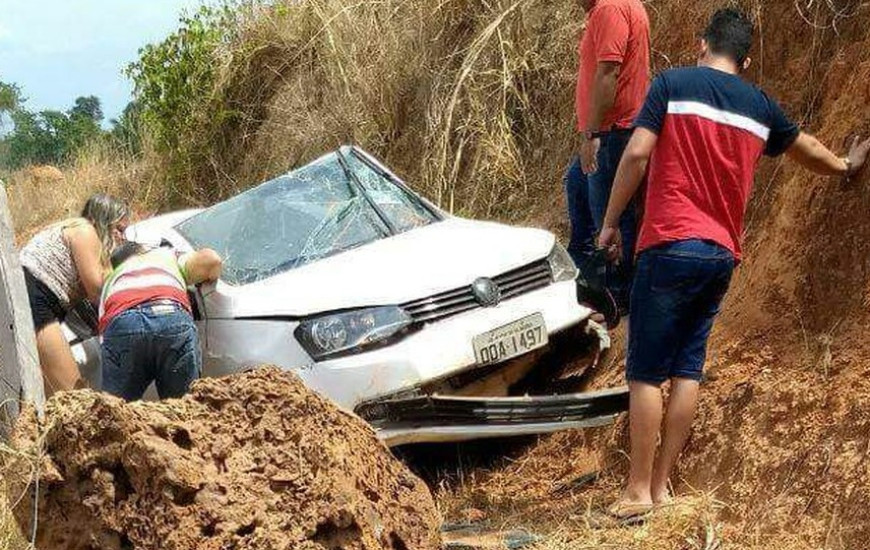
[
  {"xmin": 606, "ymin": 502, "xmax": 654, "ymax": 526},
  {"xmin": 587, "ymin": 508, "xmax": 650, "ymax": 529}
]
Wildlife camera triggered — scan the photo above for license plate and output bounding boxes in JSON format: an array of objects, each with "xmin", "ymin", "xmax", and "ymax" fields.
[{"xmin": 472, "ymin": 313, "xmax": 548, "ymax": 365}]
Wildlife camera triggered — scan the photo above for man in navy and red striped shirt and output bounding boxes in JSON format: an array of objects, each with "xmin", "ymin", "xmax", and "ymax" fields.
[{"xmin": 599, "ymin": 8, "xmax": 870, "ymax": 519}]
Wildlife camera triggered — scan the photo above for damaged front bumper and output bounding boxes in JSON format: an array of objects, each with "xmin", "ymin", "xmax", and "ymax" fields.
[{"xmin": 357, "ymin": 387, "xmax": 629, "ymax": 446}]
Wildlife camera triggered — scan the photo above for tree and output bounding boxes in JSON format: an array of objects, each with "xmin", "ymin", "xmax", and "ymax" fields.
[
  {"xmin": 126, "ymin": 4, "xmax": 237, "ymax": 153},
  {"xmin": 64, "ymin": 96, "xmax": 102, "ymax": 152},
  {"xmin": 0, "ymin": 88, "xmax": 109, "ymax": 169},
  {"xmin": 109, "ymin": 100, "xmax": 143, "ymax": 153},
  {"xmin": 70, "ymin": 95, "xmax": 103, "ymax": 125},
  {"xmin": 0, "ymin": 81, "xmax": 21, "ymax": 114},
  {"xmin": 5, "ymin": 109, "xmax": 55, "ymax": 166},
  {"xmin": 0, "ymin": 81, "xmax": 22, "ymax": 138}
]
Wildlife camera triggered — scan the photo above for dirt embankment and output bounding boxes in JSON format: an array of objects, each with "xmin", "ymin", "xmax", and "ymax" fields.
[
  {"xmin": 8, "ymin": 368, "xmax": 441, "ymax": 550},
  {"xmin": 437, "ymin": 2, "xmax": 870, "ymax": 548}
]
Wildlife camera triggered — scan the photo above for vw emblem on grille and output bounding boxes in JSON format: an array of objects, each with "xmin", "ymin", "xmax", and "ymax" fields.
[{"xmin": 472, "ymin": 277, "xmax": 501, "ymax": 307}]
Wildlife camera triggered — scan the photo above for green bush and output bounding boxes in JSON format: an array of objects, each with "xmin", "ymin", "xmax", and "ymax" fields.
[{"xmin": 126, "ymin": 4, "xmax": 240, "ymax": 202}]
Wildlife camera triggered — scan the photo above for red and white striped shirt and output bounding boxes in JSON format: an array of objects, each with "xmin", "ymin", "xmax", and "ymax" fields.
[{"xmin": 98, "ymin": 248, "xmax": 192, "ymax": 333}]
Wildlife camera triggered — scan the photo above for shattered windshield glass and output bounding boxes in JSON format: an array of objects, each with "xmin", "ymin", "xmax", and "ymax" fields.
[
  {"xmin": 341, "ymin": 150, "xmax": 435, "ymax": 232},
  {"xmin": 175, "ymin": 148, "xmax": 439, "ymax": 285}
]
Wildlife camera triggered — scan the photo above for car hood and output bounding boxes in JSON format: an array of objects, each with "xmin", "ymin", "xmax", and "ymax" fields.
[
  {"xmin": 126, "ymin": 209, "xmax": 202, "ymax": 248},
  {"xmin": 211, "ymin": 217, "xmax": 556, "ymax": 318}
]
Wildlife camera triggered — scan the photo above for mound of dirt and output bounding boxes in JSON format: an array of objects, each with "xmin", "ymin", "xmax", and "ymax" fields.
[
  {"xmin": 8, "ymin": 367, "xmax": 441, "ymax": 550},
  {"xmin": 24, "ymin": 165, "xmax": 65, "ymax": 184}
]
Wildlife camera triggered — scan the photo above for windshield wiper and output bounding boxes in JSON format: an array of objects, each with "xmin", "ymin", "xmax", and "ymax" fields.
[
  {"xmin": 349, "ymin": 147, "xmax": 442, "ymax": 222},
  {"xmin": 336, "ymin": 148, "xmax": 398, "ymax": 235}
]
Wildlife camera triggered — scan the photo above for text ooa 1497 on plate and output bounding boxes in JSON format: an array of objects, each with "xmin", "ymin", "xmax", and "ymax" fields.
[{"xmin": 472, "ymin": 313, "xmax": 548, "ymax": 365}]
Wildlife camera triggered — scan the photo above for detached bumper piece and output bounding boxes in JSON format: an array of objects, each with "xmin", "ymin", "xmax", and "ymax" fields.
[{"xmin": 356, "ymin": 387, "xmax": 629, "ymax": 446}]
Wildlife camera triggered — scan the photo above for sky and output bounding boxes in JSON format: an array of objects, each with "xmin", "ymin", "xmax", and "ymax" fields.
[{"xmin": 0, "ymin": 0, "xmax": 205, "ymax": 124}]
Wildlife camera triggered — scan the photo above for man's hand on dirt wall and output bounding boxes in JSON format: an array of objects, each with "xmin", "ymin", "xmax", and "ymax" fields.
[{"xmin": 846, "ymin": 135, "xmax": 870, "ymax": 178}]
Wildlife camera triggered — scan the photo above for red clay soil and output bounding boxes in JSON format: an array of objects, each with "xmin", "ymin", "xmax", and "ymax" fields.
[
  {"xmin": 8, "ymin": 368, "xmax": 441, "ymax": 550},
  {"xmin": 449, "ymin": 2, "xmax": 870, "ymax": 548},
  {"xmin": 644, "ymin": 2, "xmax": 870, "ymax": 545}
]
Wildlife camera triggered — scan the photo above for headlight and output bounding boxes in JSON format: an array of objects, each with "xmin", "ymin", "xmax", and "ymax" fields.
[
  {"xmin": 547, "ymin": 243, "xmax": 579, "ymax": 282},
  {"xmin": 295, "ymin": 306, "xmax": 413, "ymax": 360}
]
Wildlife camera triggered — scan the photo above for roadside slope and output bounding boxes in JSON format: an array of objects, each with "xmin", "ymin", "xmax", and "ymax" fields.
[{"xmin": 436, "ymin": 2, "xmax": 870, "ymax": 548}]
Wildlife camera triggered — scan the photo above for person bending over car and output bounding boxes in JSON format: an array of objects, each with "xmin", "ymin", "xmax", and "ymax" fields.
[
  {"xmin": 99, "ymin": 241, "xmax": 222, "ymax": 401},
  {"xmin": 20, "ymin": 193, "xmax": 129, "ymax": 395}
]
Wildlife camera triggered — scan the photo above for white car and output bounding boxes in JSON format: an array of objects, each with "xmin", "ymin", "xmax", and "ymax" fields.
[{"xmin": 73, "ymin": 146, "xmax": 627, "ymax": 445}]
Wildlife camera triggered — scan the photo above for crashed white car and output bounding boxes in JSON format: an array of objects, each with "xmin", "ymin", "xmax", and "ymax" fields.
[{"xmin": 72, "ymin": 146, "xmax": 627, "ymax": 445}]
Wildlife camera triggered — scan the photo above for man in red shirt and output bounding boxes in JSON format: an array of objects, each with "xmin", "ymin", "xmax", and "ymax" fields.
[
  {"xmin": 599, "ymin": 8, "xmax": 870, "ymax": 519},
  {"xmin": 566, "ymin": 0, "xmax": 649, "ymax": 313}
]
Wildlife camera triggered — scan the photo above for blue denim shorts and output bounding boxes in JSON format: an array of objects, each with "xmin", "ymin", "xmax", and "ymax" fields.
[
  {"xmin": 627, "ymin": 239, "xmax": 735, "ymax": 385},
  {"xmin": 101, "ymin": 302, "xmax": 201, "ymax": 401}
]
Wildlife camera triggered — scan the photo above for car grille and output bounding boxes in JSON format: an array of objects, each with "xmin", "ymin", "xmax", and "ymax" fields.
[{"xmin": 401, "ymin": 259, "xmax": 552, "ymax": 324}]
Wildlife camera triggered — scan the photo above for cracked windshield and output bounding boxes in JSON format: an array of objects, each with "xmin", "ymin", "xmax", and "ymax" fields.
[{"xmin": 175, "ymin": 148, "xmax": 436, "ymax": 285}]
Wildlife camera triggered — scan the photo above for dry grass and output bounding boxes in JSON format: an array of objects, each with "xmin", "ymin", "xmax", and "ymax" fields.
[
  {"xmin": 431, "ymin": 438, "xmax": 830, "ymax": 550},
  {"xmin": 0, "ymin": 405, "xmax": 50, "ymax": 550},
  {"xmin": 432, "ymin": 447, "xmax": 729, "ymax": 550},
  {"xmin": 4, "ymin": 141, "xmax": 161, "ymax": 241},
  {"xmin": 151, "ymin": 0, "xmax": 585, "ymax": 230},
  {"xmin": 0, "ymin": 496, "xmax": 25, "ymax": 550}
]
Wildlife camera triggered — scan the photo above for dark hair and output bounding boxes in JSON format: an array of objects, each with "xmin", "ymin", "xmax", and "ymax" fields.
[
  {"xmin": 110, "ymin": 241, "xmax": 145, "ymax": 269},
  {"xmin": 702, "ymin": 8, "xmax": 754, "ymax": 65}
]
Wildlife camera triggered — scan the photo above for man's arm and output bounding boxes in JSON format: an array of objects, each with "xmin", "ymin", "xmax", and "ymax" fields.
[
  {"xmin": 580, "ymin": 62, "xmax": 621, "ymax": 174},
  {"xmin": 587, "ymin": 62, "xmax": 621, "ymax": 132},
  {"xmin": 786, "ymin": 132, "xmax": 870, "ymax": 177},
  {"xmin": 183, "ymin": 249, "xmax": 223, "ymax": 285},
  {"xmin": 598, "ymin": 128, "xmax": 658, "ymax": 259}
]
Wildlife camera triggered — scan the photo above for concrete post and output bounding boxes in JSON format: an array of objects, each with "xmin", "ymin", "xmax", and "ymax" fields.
[{"xmin": 0, "ymin": 181, "xmax": 45, "ymax": 434}]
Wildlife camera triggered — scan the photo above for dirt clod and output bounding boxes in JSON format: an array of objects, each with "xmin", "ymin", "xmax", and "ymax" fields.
[{"xmin": 9, "ymin": 367, "xmax": 441, "ymax": 550}]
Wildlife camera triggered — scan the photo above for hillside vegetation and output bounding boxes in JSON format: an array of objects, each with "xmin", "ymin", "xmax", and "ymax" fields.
[
  {"xmin": 123, "ymin": 0, "xmax": 584, "ymax": 221},
  {"xmin": 5, "ymin": 0, "xmax": 870, "ymax": 548}
]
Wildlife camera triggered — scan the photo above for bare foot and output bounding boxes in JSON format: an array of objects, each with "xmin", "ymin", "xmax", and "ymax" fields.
[{"xmin": 652, "ymin": 485, "xmax": 673, "ymax": 506}]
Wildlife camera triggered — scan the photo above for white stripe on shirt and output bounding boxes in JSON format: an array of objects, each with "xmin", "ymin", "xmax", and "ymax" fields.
[
  {"xmin": 667, "ymin": 100, "xmax": 770, "ymax": 141},
  {"xmin": 106, "ymin": 272, "xmax": 184, "ymax": 295}
]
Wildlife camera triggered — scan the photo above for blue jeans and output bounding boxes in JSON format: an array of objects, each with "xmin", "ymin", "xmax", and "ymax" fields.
[
  {"xmin": 627, "ymin": 239, "xmax": 735, "ymax": 385},
  {"xmin": 101, "ymin": 303, "xmax": 202, "ymax": 401},
  {"xmin": 564, "ymin": 130, "xmax": 638, "ymax": 309},
  {"xmin": 564, "ymin": 155, "xmax": 597, "ymax": 269}
]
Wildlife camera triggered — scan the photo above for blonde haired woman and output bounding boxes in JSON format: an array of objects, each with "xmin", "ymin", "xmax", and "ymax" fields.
[{"xmin": 20, "ymin": 194, "xmax": 128, "ymax": 395}]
